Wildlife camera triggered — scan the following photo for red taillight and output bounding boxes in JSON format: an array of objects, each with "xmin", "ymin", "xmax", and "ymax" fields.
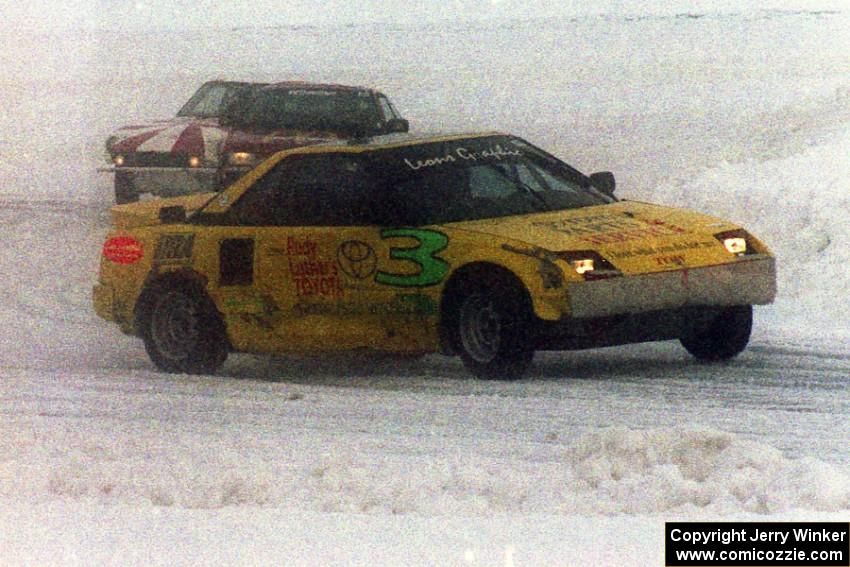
[{"xmin": 103, "ymin": 236, "xmax": 144, "ymax": 264}]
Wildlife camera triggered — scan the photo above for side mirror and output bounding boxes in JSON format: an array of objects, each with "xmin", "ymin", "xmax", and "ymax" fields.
[
  {"xmin": 386, "ymin": 118, "xmax": 409, "ymax": 134},
  {"xmin": 588, "ymin": 171, "xmax": 616, "ymax": 195},
  {"xmin": 160, "ymin": 205, "xmax": 187, "ymax": 224}
]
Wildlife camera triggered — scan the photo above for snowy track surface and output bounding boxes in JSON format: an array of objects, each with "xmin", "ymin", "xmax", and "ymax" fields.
[{"xmin": 2, "ymin": 340, "xmax": 849, "ymax": 514}]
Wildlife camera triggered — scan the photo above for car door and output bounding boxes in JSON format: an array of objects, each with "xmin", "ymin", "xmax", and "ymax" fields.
[{"xmin": 226, "ymin": 152, "xmax": 434, "ymax": 353}]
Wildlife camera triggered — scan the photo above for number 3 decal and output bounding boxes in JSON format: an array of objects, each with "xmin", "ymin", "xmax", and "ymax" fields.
[{"xmin": 376, "ymin": 228, "xmax": 449, "ymax": 287}]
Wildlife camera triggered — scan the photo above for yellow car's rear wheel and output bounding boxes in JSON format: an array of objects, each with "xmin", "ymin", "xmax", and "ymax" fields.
[{"xmin": 141, "ymin": 282, "xmax": 229, "ymax": 374}]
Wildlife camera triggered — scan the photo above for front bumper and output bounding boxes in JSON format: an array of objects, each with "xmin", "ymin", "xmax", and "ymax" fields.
[
  {"xmin": 566, "ymin": 255, "xmax": 776, "ymax": 318},
  {"xmin": 99, "ymin": 166, "xmax": 219, "ymax": 197}
]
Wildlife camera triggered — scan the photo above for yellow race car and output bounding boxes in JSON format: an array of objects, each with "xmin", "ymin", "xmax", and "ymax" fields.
[{"xmin": 93, "ymin": 133, "xmax": 776, "ymax": 379}]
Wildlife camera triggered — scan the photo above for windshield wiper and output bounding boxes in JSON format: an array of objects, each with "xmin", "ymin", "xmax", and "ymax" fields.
[{"xmin": 491, "ymin": 165, "xmax": 550, "ymax": 211}]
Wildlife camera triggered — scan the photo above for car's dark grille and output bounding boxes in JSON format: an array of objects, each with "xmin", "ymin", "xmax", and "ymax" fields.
[{"xmin": 120, "ymin": 152, "xmax": 192, "ymax": 168}]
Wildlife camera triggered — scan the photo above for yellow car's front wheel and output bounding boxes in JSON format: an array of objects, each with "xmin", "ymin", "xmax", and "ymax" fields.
[
  {"xmin": 680, "ymin": 305, "xmax": 753, "ymax": 361},
  {"xmin": 455, "ymin": 276, "xmax": 535, "ymax": 380}
]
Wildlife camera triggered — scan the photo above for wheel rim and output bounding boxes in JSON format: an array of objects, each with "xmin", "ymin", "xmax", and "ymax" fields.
[
  {"xmin": 459, "ymin": 294, "xmax": 502, "ymax": 363},
  {"xmin": 150, "ymin": 291, "xmax": 202, "ymax": 362}
]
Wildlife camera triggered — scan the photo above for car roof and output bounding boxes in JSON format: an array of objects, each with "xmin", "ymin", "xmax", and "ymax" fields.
[
  {"xmin": 259, "ymin": 81, "xmax": 379, "ymax": 94},
  {"xmin": 200, "ymin": 131, "xmax": 508, "ymax": 215},
  {"xmin": 331, "ymin": 131, "xmax": 506, "ymax": 151}
]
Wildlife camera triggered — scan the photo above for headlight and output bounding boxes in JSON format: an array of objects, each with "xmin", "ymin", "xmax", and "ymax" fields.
[
  {"xmin": 714, "ymin": 230, "xmax": 752, "ymax": 256},
  {"xmin": 113, "ymin": 155, "xmax": 125, "ymax": 167},
  {"xmin": 723, "ymin": 237, "xmax": 747, "ymax": 255},
  {"xmin": 227, "ymin": 151, "xmax": 256, "ymax": 166},
  {"xmin": 188, "ymin": 156, "xmax": 201, "ymax": 168},
  {"xmin": 557, "ymin": 251, "xmax": 621, "ymax": 280},
  {"xmin": 571, "ymin": 259, "xmax": 595, "ymax": 275}
]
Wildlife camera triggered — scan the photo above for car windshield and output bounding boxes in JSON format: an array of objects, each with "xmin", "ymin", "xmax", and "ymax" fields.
[
  {"xmin": 176, "ymin": 82, "xmax": 255, "ymax": 118},
  {"xmin": 366, "ymin": 135, "xmax": 615, "ymax": 225},
  {"xmin": 239, "ymin": 88, "xmax": 382, "ymax": 134}
]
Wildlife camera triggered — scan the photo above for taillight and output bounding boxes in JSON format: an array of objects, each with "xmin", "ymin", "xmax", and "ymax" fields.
[{"xmin": 103, "ymin": 236, "xmax": 144, "ymax": 264}]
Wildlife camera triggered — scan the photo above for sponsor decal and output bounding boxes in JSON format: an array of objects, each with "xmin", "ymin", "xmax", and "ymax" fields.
[
  {"xmin": 285, "ymin": 236, "xmax": 343, "ymax": 297},
  {"xmin": 534, "ymin": 215, "xmax": 689, "ymax": 245},
  {"xmin": 293, "ymin": 293, "xmax": 437, "ymax": 317},
  {"xmin": 610, "ymin": 240, "xmax": 714, "ymax": 260},
  {"xmin": 103, "ymin": 236, "xmax": 144, "ymax": 264},
  {"xmin": 403, "ymin": 144, "xmax": 522, "ymax": 171},
  {"xmin": 376, "ymin": 228, "xmax": 450, "ymax": 287},
  {"xmin": 287, "ymin": 89, "xmax": 337, "ymax": 96},
  {"xmin": 656, "ymin": 254, "xmax": 686, "ymax": 267},
  {"xmin": 336, "ymin": 240, "xmax": 378, "ymax": 280},
  {"xmin": 154, "ymin": 234, "xmax": 194, "ymax": 264}
]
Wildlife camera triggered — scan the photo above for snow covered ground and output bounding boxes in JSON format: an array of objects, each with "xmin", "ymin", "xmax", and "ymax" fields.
[{"xmin": 0, "ymin": 4, "xmax": 848, "ymax": 566}]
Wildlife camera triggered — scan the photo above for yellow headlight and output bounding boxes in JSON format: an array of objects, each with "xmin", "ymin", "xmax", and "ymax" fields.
[
  {"xmin": 113, "ymin": 155, "xmax": 125, "ymax": 167},
  {"xmin": 188, "ymin": 156, "xmax": 201, "ymax": 168},
  {"xmin": 723, "ymin": 237, "xmax": 747, "ymax": 255},
  {"xmin": 572, "ymin": 259, "xmax": 595, "ymax": 275}
]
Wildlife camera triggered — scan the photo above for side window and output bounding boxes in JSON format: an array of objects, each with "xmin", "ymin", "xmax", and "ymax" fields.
[
  {"xmin": 378, "ymin": 96, "xmax": 399, "ymax": 121},
  {"xmin": 226, "ymin": 165, "xmax": 286, "ymax": 225},
  {"xmin": 468, "ymin": 165, "xmax": 516, "ymax": 199},
  {"xmin": 229, "ymin": 155, "xmax": 379, "ymax": 226},
  {"xmin": 392, "ymin": 166, "xmax": 474, "ymax": 224}
]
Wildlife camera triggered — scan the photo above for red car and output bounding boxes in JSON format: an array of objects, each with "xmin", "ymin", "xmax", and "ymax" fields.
[{"xmin": 103, "ymin": 80, "xmax": 409, "ymax": 203}]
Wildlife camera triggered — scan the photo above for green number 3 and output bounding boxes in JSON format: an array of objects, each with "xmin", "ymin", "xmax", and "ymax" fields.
[{"xmin": 376, "ymin": 228, "xmax": 450, "ymax": 287}]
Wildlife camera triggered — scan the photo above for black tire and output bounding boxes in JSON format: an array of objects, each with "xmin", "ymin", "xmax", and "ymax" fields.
[
  {"xmin": 140, "ymin": 282, "xmax": 229, "ymax": 374},
  {"xmin": 680, "ymin": 305, "xmax": 753, "ymax": 361},
  {"xmin": 453, "ymin": 276, "xmax": 535, "ymax": 380},
  {"xmin": 115, "ymin": 172, "xmax": 139, "ymax": 204}
]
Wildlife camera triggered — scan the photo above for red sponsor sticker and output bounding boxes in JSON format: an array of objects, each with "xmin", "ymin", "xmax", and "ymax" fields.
[{"xmin": 103, "ymin": 236, "xmax": 144, "ymax": 264}]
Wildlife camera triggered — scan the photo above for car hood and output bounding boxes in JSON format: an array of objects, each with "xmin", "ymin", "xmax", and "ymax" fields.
[
  {"xmin": 443, "ymin": 201, "xmax": 759, "ymax": 274},
  {"xmin": 106, "ymin": 117, "xmax": 223, "ymax": 157},
  {"xmin": 106, "ymin": 117, "xmax": 344, "ymax": 162},
  {"xmin": 220, "ymin": 128, "xmax": 343, "ymax": 156}
]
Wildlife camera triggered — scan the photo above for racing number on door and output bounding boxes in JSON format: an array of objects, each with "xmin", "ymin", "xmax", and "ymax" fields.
[{"xmin": 376, "ymin": 228, "xmax": 449, "ymax": 287}]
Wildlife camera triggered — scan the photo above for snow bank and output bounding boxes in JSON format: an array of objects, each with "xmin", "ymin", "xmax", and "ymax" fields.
[
  {"xmin": 567, "ymin": 428, "xmax": 850, "ymax": 514},
  {"xmin": 652, "ymin": 101, "xmax": 850, "ymax": 335},
  {"xmin": 4, "ymin": 426, "xmax": 846, "ymax": 516},
  {"xmin": 307, "ymin": 428, "xmax": 850, "ymax": 516}
]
